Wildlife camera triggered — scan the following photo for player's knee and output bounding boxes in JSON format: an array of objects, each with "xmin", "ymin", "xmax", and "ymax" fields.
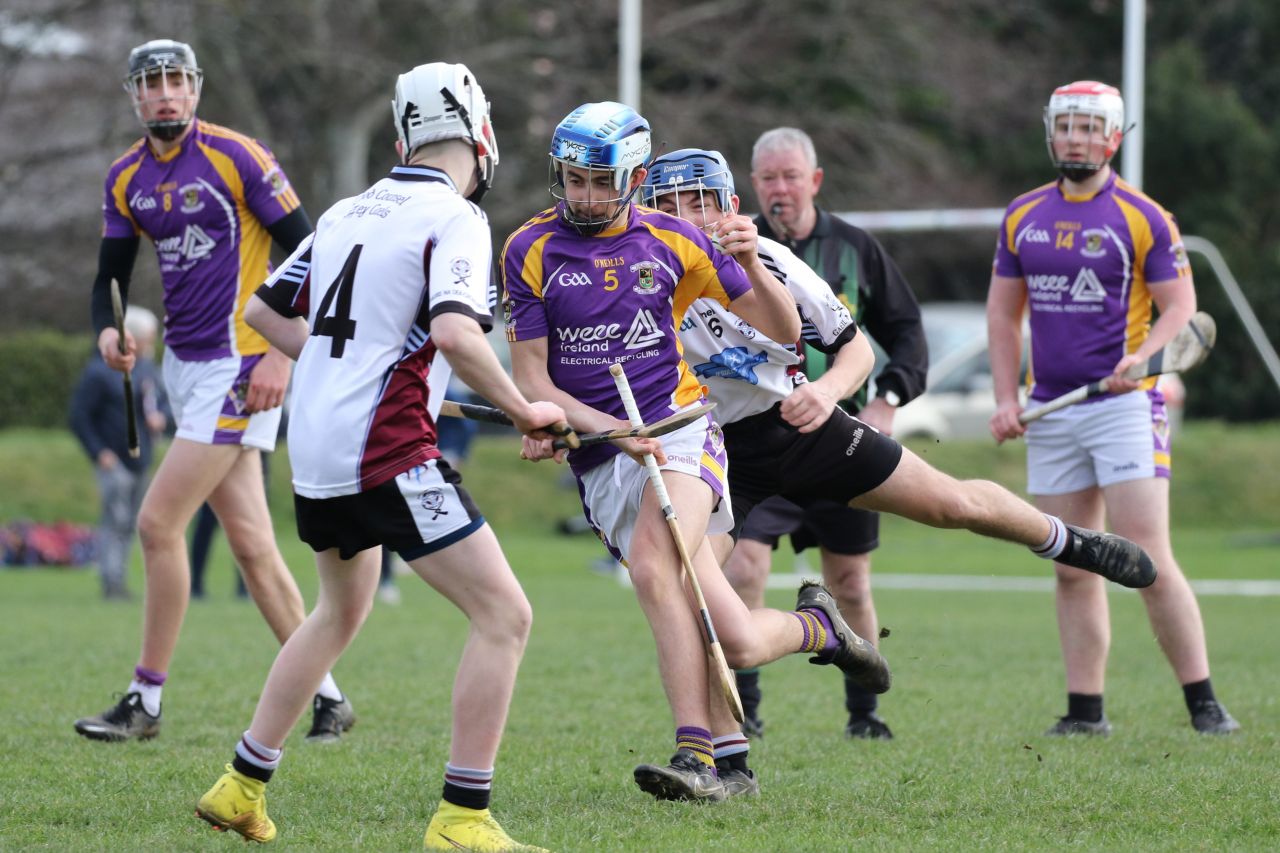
[
  {"xmin": 929, "ymin": 485, "xmax": 987, "ymax": 529},
  {"xmin": 136, "ymin": 507, "xmax": 179, "ymax": 551}
]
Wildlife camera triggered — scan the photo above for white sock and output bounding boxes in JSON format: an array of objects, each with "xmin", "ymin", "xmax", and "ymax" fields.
[
  {"xmin": 236, "ymin": 730, "xmax": 283, "ymax": 772},
  {"xmin": 315, "ymin": 673, "xmax": 342, "ymax": 702},
  {"xmin": 712, "ymin": 732, "xmax": 749, "ymax": 760},
  {"xmin": 444, "ymin": 763, "xmax": 494, "ymax": 791},
  {"xmin": 128, "ymin": 679, "xmax": 162, "ymax": 717},
  {"xmin": 1031, "ymin": 514, "xmax": 1069, "ymax": 560}
]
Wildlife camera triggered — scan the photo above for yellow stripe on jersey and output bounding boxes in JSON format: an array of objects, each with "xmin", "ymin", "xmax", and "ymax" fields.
[
  {"xmin": 197, "ymin": 140, "xmax": 270, "ymax": 357},
  {"xmin": 500, "ymin": 209, "xmax": 558, "ymax": 288},
  {"xmin": 217, "ymin": 415, "xmax": 249, "ymax": 432},
  {"xmin": 1154, "ymin": 450, "xmax": 1171, "ymax": 469},
  {"xmin": 109, "ymin": 159, "xmax": 143, "ymax": 236},
  {"xmin": 638, "ymin": 220, "xmax": 732, "ymax": 315},
  {"xmin": 1003, "ymin": 192, "xmax": 1050, "ymax": 257},
  {"xmin": 1114, "ymin": 194, "xmax": 1156, "ymax": 357},
  {"xmin": 520, "ymin": 232, "xmax": 554, "ymax": 301},
  {"xmin": 202, "ymin": 122, "xmax": 301, "ymax": 214}
]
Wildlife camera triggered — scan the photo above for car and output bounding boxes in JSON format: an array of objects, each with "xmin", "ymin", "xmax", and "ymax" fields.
[{"xmin": 881, "ymin": 302, "xmax": 1182, "ymax": 441}]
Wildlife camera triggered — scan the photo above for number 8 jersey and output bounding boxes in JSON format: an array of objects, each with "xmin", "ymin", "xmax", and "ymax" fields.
[{"xmin": 256, "ymin": 165, "xmax": 495, "ymax": 498}]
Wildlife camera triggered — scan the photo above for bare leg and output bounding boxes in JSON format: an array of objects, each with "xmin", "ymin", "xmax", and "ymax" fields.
[
  {"xmin": 134, "ymin": 439, "xmax": 242, "ymax": 672},
  {"xmin": 720, "ymin": 535, "xmax": 771, "ymax": 611},
  {"xmin": 821, "ymin": 550, "xmax": 877, "ymax": 649},
  {"xmin": 851, "ymin": 447, "xmax": 1054, "ymax": 545},
  {"xmin": 1106, "ymin": 478, "xmax": 1210, "ymax": 684},
  {"xmin": 207, "ymin": 449, "xmax": 307, "ymax": 643},
  {"xmin": 409, "ymin": 524, "xmax": 533, "ymax": 768},
  {"xmin": 1037, "ymin": 489, "xmax": 1109, "ymax": 695},
  {"xmin": 248, "ymin": 548, "xmax": 380, "ymax": 747}
]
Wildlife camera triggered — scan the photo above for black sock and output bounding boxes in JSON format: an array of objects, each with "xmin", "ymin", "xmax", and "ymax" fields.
[
  {"xmin": 715, "ymin": 753, "xmax": 749, "ymax": 774},
  {"xmin": 736, "ymin": 669, "xmax": 761, "ymax": 720},
  {"xmin": 845, "ymin": 676, "xmax": 878, "ymax": 716},
  {"xmin": 1067, "ymin": 692, "xmax": 1104, "ymax": 723},
  {"xmin": 442, "ymin": 782, "xmax": 490, "ymax": 811},
  {"xmin": 232, "ymin": 755, "xmax": 273, "ymax": 784},
  {"xmin": 1182, "ymin": 678, "xmax": 1216, "ymax": 711}
]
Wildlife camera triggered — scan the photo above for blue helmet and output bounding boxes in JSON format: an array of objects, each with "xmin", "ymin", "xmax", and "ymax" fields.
[
  {"xmin": 641, "ymin": 148, "xmax": 736, "ymax": 214},
  {"xmin": 549, "ymin": 101, "xmax": 652, "ymax": 234}
]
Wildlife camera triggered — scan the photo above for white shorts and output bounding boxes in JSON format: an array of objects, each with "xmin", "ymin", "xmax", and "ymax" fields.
[
  {"xmin": 163, "ymin": 350, "xmax": 282, "ymax": 451},
  {"xmin": 1026, "ymin": 390, "xmax": 1171, "ymax": 496},
  {"xmin": 577, "ymin": 414, "xmax": 733, "ymax": 563}
]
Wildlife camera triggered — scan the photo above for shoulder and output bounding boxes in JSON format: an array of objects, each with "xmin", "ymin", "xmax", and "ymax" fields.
[
  {"xmin": 1111, "ymin": 178, "xmax": 1176, "ymax": 226},
  {"xmin": 633, "ymin": 206, "xmax": 710, "ymax": 248},
  {"xmin": 195, "ymin": 121, "xmax": 281, "ymax": 173},
  {"xmin": 105, "ymin": 140, "xmax": 147, "ymax": 179},
  {"xmin": 502, "ymin": 207, "xmax": 559, "ymax": 257},
  {"xmin": 1002, "ymin": 181, "xmax": 1056, "ymax": 215}
]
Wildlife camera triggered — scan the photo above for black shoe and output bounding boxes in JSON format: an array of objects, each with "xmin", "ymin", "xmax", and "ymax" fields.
[
  {"xmin": 74, "ymin": 691, "xmax": 161, "ymax": 742},
  {"xmin": 845, "ymin": 712, "xmax": 893, "ymax": 740},
  {"xmin": 1059, "ymin": 525, "xmax": 1156, "ymax": 588},
  {"xmin": 796, "ymin": 581, "xmax": 891, "ymax": 694},
  {"xmin": 741, "ymin": 714, "xmax": 765, "ymax": 739},
  {"xmin": 1190, "ymin": 700, "xmax": 1240, "ymax": 734},
  {"xmin": 1045, "ymin": 715, "xmax": 1112, "ymax": 736},
  {"xmin": 718, "ymin": 768, "xmax": 760, "ymax": 798},
  {"xmin": 305, "ymin": 694, "xmax": 356, "ymax": 742},
  {"xmin": 633, "ymin": 749, "xmax": 726, "ymax": 802}
]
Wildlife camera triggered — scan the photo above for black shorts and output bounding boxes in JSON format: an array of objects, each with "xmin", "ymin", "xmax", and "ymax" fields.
[
  {"xmin": 739, "ymin": 495, "xmax": 880, "ymax": 555},
  {"xmin": 722, "ymin": 403, "xmax": 902, "ymax": 549},
  {"xmin": 294, "ymin": 459, "xmax": 484, "ymax": 561}
]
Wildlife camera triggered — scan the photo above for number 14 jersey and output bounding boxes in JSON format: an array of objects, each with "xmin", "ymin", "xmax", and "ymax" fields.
[{"xmin": 256, "ymin": 165, "xmax": 495, "ymax": 498}]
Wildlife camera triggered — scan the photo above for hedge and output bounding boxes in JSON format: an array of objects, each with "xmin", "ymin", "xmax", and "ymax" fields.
[{"xmin": 0, "ymin": 331, "xmax": 96, "ymax": 429}]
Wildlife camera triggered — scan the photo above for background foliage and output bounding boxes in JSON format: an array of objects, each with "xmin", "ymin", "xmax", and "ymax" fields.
[{"xmin": 1, "ymin": 0, "xmax": 1277, "ymax": 418}]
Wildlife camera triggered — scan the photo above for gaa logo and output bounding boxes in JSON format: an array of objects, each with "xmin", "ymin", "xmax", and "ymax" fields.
[{"xmin": 557, "ymin": 272, "xmax": 592, "ymax": 287}]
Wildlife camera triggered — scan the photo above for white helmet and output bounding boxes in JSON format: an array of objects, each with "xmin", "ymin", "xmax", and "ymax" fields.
[
  {"xmin": 392, "ymin": 62, "xmax": 499, "ymax": 203},
  {"xmin": 1043, "ymin": 80, "xmax": 1125, "ymax": 182}
]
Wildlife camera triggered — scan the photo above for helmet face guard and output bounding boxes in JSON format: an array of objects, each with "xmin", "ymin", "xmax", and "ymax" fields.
[
  {"xmin": 641, "ymin": 148, "xmax": 736, "ymax": 232},
  {"xmin": 392, "ymin": 62, "xmax": 499, "ymax": 204},
  {"xmin": 124, "ymin": 39, "xmax": 202, "ymax": 142},
  {"xmin": 548, "ymin": 101, "xmax": 651, "ymax": 235},
  {"xmin": 1044, "ymin": 81, "xmax": 1125, "ymax": 183}
]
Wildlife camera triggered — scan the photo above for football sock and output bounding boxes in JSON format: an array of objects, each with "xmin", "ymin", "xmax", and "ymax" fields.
[
  {"xmin": 1067, "ymin": 692, "xmax": 1104, "ymax": 723},
  {"xmin": 845, "ymin": 677, "xmax": 879, "ymax": 716},
  {"xmin": 315, "ymin": 673, "xmax": 342, "ymax": 702},
  {"xmin": 1031, "ymin": 514, "xmax": 1069, "ymax": 560},
  {"xmin": 442, "ymin": 763, "xmax": 493, "ymax": 811},
  {"xmin": 676, "ymin": 726, "xmax": 716, "ymax": 772},
  {"xmin": 712, "ymin": 732, "xmax": 749, "ymax": 773},
  {"xmin": 233, "ymin": 730, "xmax": 282, "ymax": 783},
  {"xmin": 130, "ymin": 666, "xmax": 165, "ymax": 716},
  {"xmin": 793, "ymin": 608, "xmax": 836, "ymax": 654},
  {"xmin": 1181, "ymin": 677, "xmax": 1217, "ymax": 711},
  {"xmin": 735, "ymin": 668, "xmax": 761, "ymax": 720}
]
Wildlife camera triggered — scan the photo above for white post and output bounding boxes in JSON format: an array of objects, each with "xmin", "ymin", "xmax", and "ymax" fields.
[
  {"xmin": 1122, "ymin": 0, "xmax": 1145, "ymax": 188},
  {"xmin": 619, "ymin": 0, "xmax": 642, "ymax": 110}
]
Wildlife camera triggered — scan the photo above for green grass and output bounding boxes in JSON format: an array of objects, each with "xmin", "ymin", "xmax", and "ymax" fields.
[{"xmin": 1, "ymin": 424, "xmax": 1278, "ymax": 850}]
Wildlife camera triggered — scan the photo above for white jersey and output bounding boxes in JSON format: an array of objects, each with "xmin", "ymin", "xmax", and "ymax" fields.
[
  {"xmin": 256, "ymin": 165, "xmax": 495, "ymax": 498},
  {"xmin": 677, "ymin": 235, "xmax": 857, "ymax": 423}
]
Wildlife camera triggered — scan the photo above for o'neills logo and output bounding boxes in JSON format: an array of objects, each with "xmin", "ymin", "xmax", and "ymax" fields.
[{"xmin": 845, "ymin": 427, "xmax": 865, "ymax": 456}]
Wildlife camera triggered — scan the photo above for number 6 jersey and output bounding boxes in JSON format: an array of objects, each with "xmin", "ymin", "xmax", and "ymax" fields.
[{"xmin": 256, "ymin": 165, "xmax": 495, "ymax": 498}]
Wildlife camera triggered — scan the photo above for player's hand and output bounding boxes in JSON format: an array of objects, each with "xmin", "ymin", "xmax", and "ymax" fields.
[
  {"xmin": 98, "ymin": 327, "xmax": 136, "ymax": 372},
  {"xmin": 513, "ymin": 400, "xmax": 570, "ymax": 439},
  {"xmin": 1108, "ymin": 354, "xmax": 1143, "ymax": 394},
  {"xmin": 618, "ymin": 435, "xmax": 667, "ymax": 466},
  {"xmin": 711, "ymin": 213, "xmax": 760, "ymax": 262},
  {"xmin": 780, "ymin": 382, "xmax": 839, "ymax": 433},
  {"xmin": 244, "ymin": 349, "xmax": 291, "ymax": 414},
  {"xmin": 856, "ymin": 396, "xmax": 896, "ymax": 435},
  {"xmin": 520, "ymin": 435, "xmax": 567, "ymax": 464},
  {"xmin": 96, "ymin": 449, "xmax": 119, "ymax": 471},
  {"xmin": 989, "ymin": 400, "xmax": 1026, "ymax": 443}
]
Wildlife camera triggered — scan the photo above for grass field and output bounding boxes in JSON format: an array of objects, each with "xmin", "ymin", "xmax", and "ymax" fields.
[{"xmin": 1, "ymin": 424, "xmax": 1278, "ymax": 850}]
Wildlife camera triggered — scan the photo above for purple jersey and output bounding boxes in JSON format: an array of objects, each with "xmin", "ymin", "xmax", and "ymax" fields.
[
  {"xmin": 502, "ymin": 203, "xmax": 751, "ymax": 475},
  {"xmin": 102, "ymin": 119, "xmax": 302, "ymax": 360},
  {"xmin": 993, "ymin": 171, "xmax": 1191, "ymax": 402}
]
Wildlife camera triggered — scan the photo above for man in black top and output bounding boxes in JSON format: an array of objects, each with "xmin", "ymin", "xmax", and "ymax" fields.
[{"xmin": 722, "ymin": 126, "xmax": 928, "ymax": 740}]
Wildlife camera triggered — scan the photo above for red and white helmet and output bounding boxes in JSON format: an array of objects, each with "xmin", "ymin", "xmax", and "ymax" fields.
[
  {"xmin": 392, "ymin": 62, "xmax": 499, "ymax": 203},
  {"xmin": 1043, "ymin": 80, "xmax": 1125, "ymax": 181}
]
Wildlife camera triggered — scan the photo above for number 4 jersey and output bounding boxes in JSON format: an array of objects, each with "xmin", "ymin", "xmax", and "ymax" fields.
[{"xmin": 256, "ymin": 165, "xmax": 495, "ymax": 498}]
